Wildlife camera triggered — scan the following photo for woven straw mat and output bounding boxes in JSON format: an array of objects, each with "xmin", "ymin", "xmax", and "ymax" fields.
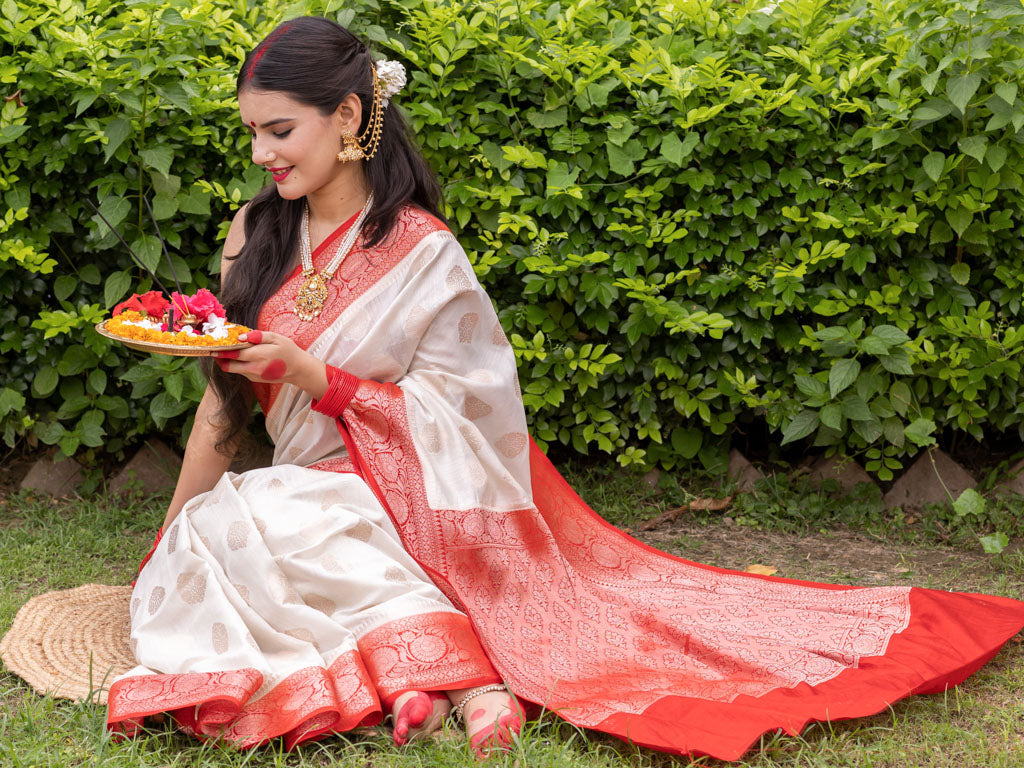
[{"xmin": 0, "ymin": 583, "xmax": 134, "ymax": 705}]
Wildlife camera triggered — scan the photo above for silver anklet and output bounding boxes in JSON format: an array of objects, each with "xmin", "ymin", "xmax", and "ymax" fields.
[{"xmin": 454, "ymin": 683, "xmax": 509, "ymax": 721}]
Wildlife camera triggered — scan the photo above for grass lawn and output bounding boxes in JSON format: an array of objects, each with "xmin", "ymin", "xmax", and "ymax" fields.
[{"xmin": 0, "ymin": 462, "xmax": 1021, "ymax": 767}]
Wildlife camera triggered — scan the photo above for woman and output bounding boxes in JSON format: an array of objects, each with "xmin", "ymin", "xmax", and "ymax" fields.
[{"xmin": 107, "ymin": 16, "xmax": 1024, "ymax": 761}]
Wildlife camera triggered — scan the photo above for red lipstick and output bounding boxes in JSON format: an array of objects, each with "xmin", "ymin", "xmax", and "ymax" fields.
[{"xmin": 269, "ymin": 166, "xmax": 293, "ymax": 182}]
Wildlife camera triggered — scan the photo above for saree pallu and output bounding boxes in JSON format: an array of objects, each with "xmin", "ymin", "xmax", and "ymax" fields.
[{"xmin": 108, "ymin": 207, "xmax": 1024, "ymax": 760}]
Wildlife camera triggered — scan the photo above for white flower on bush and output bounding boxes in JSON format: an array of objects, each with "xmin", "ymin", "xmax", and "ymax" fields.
[
  {"xmin": 757, "ymin": 1, "xmax": 780, "ymax": 13},
  {"xmin": 375, "ymin": 59, "xmax": 407, "ymax": 108}
]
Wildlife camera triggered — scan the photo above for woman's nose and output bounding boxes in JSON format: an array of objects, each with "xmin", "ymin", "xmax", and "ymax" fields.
[{"xmin": 251, "ymin": 137, "xmax": 275, "ymax": 165}]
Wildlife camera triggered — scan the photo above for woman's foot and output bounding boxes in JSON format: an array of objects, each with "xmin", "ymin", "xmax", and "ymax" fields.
[
  {"xmin": 450, "ymin": 686, "xmax": 525, "ymax": 758},
  {"xmin": 391, "ymin": 690, "xmax": 451, "ymax": 746}
]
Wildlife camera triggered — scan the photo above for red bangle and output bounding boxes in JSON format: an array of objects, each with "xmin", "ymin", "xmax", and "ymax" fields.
[{"xmin": 311, "ymin": 365, "xmax": 360, "ymax": 419}]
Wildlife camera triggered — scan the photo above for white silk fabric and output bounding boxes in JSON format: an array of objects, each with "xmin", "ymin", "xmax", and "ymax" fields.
[{"xmin": 264, "ymin": 228, "xmax": 533, "ymax": 516}]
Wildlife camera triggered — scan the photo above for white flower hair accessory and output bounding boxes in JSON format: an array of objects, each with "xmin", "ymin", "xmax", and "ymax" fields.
[{"xmin": 374, "ymin": 59, "xmax": 407, "ymax": 108}]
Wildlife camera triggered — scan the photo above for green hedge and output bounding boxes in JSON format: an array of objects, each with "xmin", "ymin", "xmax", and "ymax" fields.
[{"xmin": 3, "ymin": 0, "xmax": 1024, "ymax": 477}]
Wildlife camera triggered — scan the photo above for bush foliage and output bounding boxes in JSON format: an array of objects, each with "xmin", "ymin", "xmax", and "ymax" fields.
[{"xmin": 3, "ymin": 0, "xmax": 1024, "ymax": 476}]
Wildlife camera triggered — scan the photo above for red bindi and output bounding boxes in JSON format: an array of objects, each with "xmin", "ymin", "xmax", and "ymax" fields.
[
  {"xmin": 249, "ymin": 121, "xmax": 256, "ymax": 127},
  {"xmin": 260, "ymin": 359, "xmax": 287, "ymax": 381}
]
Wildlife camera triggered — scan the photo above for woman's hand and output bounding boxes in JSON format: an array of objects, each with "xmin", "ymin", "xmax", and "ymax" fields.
[{"xmin": 214, "ymin": 330, "xmax": 329, "ymax": 398}]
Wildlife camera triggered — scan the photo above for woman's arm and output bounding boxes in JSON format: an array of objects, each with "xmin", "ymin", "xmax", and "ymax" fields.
[
  {"xmin": 161, "ymin": 386, "xmax": 240, "ymax": 529},
  {"xmin": 161, "ymin": 204, "xmax": 251, "ymax": 529}
]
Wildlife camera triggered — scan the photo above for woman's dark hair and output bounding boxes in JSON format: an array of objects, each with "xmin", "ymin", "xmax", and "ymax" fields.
[{"xmin": 204, "ymin": 16, "xmax": 444, "ymax": 453}]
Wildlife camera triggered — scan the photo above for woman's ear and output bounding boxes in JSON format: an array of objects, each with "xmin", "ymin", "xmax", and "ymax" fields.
[{"xmin": 335, "ymin": 92, "xmax": 363, "ymax": 134}]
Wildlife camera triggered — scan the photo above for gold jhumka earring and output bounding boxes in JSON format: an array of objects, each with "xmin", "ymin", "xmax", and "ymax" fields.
[{"xmin": 336, "ymin": 61, "xmax": 386, "ymax": 163}]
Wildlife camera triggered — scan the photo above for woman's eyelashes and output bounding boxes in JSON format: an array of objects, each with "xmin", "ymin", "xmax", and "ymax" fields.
[{"xmin": 246, "ymin": 128, "xmax": 293, "ymax": 139}]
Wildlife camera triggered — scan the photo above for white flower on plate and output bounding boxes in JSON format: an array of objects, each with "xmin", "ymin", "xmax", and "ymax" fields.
[{"xmin": 202, "ymin": 314, "xmax": 230, "ymax": 340}]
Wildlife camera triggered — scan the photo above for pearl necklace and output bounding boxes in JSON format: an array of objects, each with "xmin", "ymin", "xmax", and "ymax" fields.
[{"xmin": 293, "ymin": 194, "xmax": 374, "ymax": 322}]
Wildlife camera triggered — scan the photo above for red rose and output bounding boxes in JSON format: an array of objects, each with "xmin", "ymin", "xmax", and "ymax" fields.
[
  {"xmin": 113, "ymin": 294, "xmax": 144, "ymax": 316},
  {"xmin": 138, "ymin": 291, "xmax": 170, "ymax": 318}
]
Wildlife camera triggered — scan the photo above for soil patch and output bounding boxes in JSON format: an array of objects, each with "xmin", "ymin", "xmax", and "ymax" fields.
[{"xmin": 633, "ymin": 518, "xmax": 1023, "ymax": 597}]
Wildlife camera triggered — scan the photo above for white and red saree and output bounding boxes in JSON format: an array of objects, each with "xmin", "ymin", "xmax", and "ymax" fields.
[{"xmin": 108, "ymin": 206, "xmax": 1024, "ymax": 760}]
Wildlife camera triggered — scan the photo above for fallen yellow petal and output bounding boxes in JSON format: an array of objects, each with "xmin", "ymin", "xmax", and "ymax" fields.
[{"xmin": 745, "ymin": 564, "xmax": 779, "ymax": 576}]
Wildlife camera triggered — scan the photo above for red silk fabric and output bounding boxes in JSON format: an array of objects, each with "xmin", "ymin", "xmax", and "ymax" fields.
[{"xmin": 335, "ymin": 378, "xmax": 1024, "ymax": 761}]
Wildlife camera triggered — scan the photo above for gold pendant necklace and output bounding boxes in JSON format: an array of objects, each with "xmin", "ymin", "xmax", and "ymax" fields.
[{"xmin": 293, "ymin": 194, "xmax": 374, "ymax": 322}]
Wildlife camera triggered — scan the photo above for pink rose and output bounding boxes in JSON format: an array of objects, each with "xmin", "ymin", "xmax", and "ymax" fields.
[
  {"xmin": 170, "ymin": 289, "xmax": 224, "ymax": 325},
  {"xmin": 188, "ymin": 288, "xmax": 224, "ymax": 323}
]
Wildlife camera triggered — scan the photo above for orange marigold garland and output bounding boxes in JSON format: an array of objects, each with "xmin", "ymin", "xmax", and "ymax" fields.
[{"xmin": 108, "ymin": 290, "xmax": 250, "ymax": 347}]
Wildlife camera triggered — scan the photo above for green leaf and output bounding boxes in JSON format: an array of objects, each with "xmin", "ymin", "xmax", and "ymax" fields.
[
  {"xmin": 660, "ymin": 132, "xmax": 699, "ymax": 166},
  {"xmin": 946, "ymin": 73, "xmax": 981, "ymax": 113},
  {"xmin": 546, "ymin": 162, "xmax": 580, "ymax": 191},
  {"xmin": 94, "ymin": 195, "xmax": 132, "ymax": 235},
  {"xmin": 54, "ymin": 275, "xmax": 78, "ymax": 302},
  {"xmin": 527, "ymin": 107, "xmax": 567, "ymax": 129},
  {"xmin": 871, "ymin": 325, "xmax": 910, "ymax": 345},
  {"xmin": 80, "ymin": 264, "xmax": 102, "ymax": 285},
  {"xmin": 781, "ymin": 410, "xmax": 819, "ymax": 445},
  {"xmin": 946, "ymin": 206, "xmax": 972, "ymax": 237},
  {"xmin": 860, "ymin": 336, "xmax": 889, "ymax": 355},
  {"xmin": 670, "ymin": 427, "xmax": 702, "ymax": 459},
  {"xmin": 819, "ymin": 403, "xmax": 842, "ymax": 430},
  {"xmin": 922, "ymin": 152, "xmax": 945, "ymax": 182},
  {"xmin": 979, "ymin": 532, "xmax": 1009, "ymax": 555},
  {"xmin": 150, "ymin": 391, "xmax": 190, "ymax": 426},
  {"xmin": 994, "ymin": 82, "xmax": 1017, "ymax": 106},
  {"xmin": 88, "ymin": 369, "xmax": 107, "ymax": 396},
  {"xmin": 131, "ymin": 235, "xmax": 163, "ymax": 273},
  {"xmin": 607, "ymin": 142, "xmax": 637, "ymax": 176},
  {"xmin": 103, "ymin": 118, "xmax": 131, "ymax": 163},
  {"xmin": 79, "ymin": 412, "xmax": 105, "ymax": 447},
  {"xmin": 953, "ymin": 488, "xmax": 985, "ymax": 518},
  {"xmin": 165, "ymin": 372, "xmax": 185, "ymax": 401},
  {"xmin": 841, "ymin": 394, "xmax": 873, "ymax": 421},
  {"xmin": 879, "ymin": 348, "xmax": 914, "ymax": 375},
  {"xmin": 950, "ymin": 262, "xmax": 970, "ymax": 285},
  {"xmin": 32, "ymin": 367, "xmax": 59, "ymax": 398},
  {"xmin": 0, "ymin": 387, "xmax": 25, "ymax": 417},
  {"xmin": 140, "ymin": 145, "xmax": 174, "ymax": 177},
  {"xmin": 58, "ymin": 432, "xmax": 80, "ymax": 457},
  {"xmin": 795, "ymin": 375, "xmax": 827, "ymax": 399},
  {"xmin": 904, "ymin": 419, "xmax": 937, "ymax": 447},
  {"xmin": 104, "ymin": 270, "xmax": 132, "ymax": 308},
  {"xmin": 58, "ymin": 345, "xmax": 97, "ymax": 376},
  {"xmin": 986, "ymin": 144, "xmax": 1008, "ymax": 172},
  {"xmin": 958, "ymin": 135, "xmax": 987, "ymax": 162},
  {"xmin": 852, "ymin": 416, "xmax": 882, "ymax": 443},
  {"xmin": 829, "ymin": 358, "xmax": 861, "ymax": 398}
]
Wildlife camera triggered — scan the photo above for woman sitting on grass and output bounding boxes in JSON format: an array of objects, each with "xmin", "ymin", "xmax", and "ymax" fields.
[{"xmin": 106, "ymin": 15, "xmax": 1024, "ymax": 762}]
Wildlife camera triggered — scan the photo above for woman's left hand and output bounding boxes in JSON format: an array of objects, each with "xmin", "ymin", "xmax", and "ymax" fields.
[{"xmin": 214, "ymin": 330, "xmax": 327, "ymax": 396}]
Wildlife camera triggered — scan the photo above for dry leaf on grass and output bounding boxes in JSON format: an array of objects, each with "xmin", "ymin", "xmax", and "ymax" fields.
[
  {"xmin": 745, "ymin": 564, "xmax": 779, "ymax": 576},
  {"xmin": 639, "ymin": 495, "xmax": 733, "ymax": 531}
]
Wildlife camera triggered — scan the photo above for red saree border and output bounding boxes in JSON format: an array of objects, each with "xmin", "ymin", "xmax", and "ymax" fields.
[
  {"xmin": 593, "ymin": 586, "xmax": 1024, "ymax": 760},
  {"xmin": 107, "ymin": 650, "xmax": 381, "ymax": 749},
  {"xmin": 336, "ymin": 377, "xmax": 1024, "ymax": 761},
  {"xmin": 357, "ymin": 610, "xmax": 501, "ymax": 708}
]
